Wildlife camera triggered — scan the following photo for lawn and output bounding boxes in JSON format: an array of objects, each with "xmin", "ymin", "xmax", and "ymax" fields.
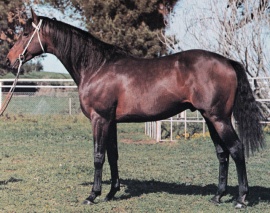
[{"xmin": 0, "ymin": 114, "xmax": 270, "ymax": 212}]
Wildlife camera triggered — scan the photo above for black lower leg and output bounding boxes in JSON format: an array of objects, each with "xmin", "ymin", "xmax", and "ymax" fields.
[
  {"xmin": 105, "ymin": 121, "xmax": 120, "ymax": 201},
  {"xmin": 230, "ymin": 145, "xmax": 249, "ymax": 208},
  {"xmin": 83, "ymin": 156, "xmax": 104, "ymax": 204},
  {"xmin": 105, "ymin": 150, "xmax": 120, "ymax": 200},
  {"xmin": 204, "ymin": 118, "xmax": 230, "ymax": 205},
  {"xmin": 216, "ymin": 119, "xmax": 248, "ymax": 208},
  {"xmin": 83, "ymin": 116, "xmax": 108, "ymax": 205},
  {"xmin": 105, "ymin": 176, "xmax": 120, "ymax": 201},
  {"xmin": 104, "ymin": 160, "xmax": 120, "ymax": 201},
  {"xmin": 211, "ymin": 151, "xmax": 229, "ymax": 204}
]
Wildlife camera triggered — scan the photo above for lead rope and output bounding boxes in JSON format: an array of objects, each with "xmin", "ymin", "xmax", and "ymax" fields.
[
  {"xmin": 0, "ymin": 19, "xmax": 44, "ymax": 116},
  {"xmin": 0, "ymin": 57, "xmax": 23, "ymax": 116}
]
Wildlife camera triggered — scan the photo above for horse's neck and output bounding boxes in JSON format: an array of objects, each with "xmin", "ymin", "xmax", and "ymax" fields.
[
  {"xmin": 47, "ymin": 45, "xmax": 81, "ymax": 85},
  {"xmin": 47, "ymin": 31, "xmax": 105, "ymax": 85}
]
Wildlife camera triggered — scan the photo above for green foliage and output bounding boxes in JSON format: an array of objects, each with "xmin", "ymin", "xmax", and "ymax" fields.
[
  {"xmin": 20, "ymin": 60, "xmax": 43, "ymax": 73},
  {"xmin": 0, "ymin": 1, "xmax": 26, "ymax": 75},
  {"xmin": 0, "ymin": 115, "xmax": 270, "ymax": 212},
  {"xmin": 161, "ymin": 122, "xmax": 209, "ymax": 140},
  {"xmin": 0, "ymin": 1, "xmax": 44, "ymax": 75},
  {"xmin": 84, "ymin": 0, "xmax": 168, "ymax": 57},
  {"xmin": 1, "ymin": 0, "xmax": 175, "ymax": 76}
]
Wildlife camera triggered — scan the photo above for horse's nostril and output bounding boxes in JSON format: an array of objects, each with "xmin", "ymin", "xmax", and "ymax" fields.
[{"xmin": 6, "ymin": 58, "xmax": 11, "ymax": 67}]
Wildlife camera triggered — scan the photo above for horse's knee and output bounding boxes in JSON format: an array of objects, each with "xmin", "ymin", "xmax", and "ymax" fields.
[
  {"xmin": 94, "ymin": 153, "xmax": 105, "ymax": 169},
  {"xmin": 216, "ymin": 152, "xmax": 229, "ymax": 163},
  {"xmin": 228, "ymin": 141, "xmax": 245, "ymax": 161}
]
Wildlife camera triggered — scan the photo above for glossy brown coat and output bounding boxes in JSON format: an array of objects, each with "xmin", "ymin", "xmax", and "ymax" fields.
[{"xmin": 6, "ymin": 9, "xmax": 264, "ymax": 207}]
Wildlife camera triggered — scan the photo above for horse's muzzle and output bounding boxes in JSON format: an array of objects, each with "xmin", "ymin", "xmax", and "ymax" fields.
[{"xmin": 6, "ymin": 57, "xmax": 19, "ymax": 75}]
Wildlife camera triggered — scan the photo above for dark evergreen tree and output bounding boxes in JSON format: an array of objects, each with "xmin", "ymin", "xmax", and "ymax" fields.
[
  {"xmin": 1, "ymin": 0, "xmax": 178, "ymax": 75},
  {"xmin": 42, "ymin": 0, "xmax": 177, "ymax": 58}
]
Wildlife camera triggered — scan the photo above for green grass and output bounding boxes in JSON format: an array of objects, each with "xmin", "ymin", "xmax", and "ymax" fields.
[{"xmin": 0, "ymin": 115, "xmax": 270, "ymax": 212}]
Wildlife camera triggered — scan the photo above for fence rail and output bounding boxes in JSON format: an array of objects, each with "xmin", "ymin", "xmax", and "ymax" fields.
[
  {"xmin": 1, "ymin": 78, "xmax": 270, "ymax": 141},
  {"xmin": 145, "ymin": 98, "xmax": 270, "ymax": 142},
  {"xmin": 146, "ymin": 76, "xmax": 270, "ymax": 142},
  {"xmin": 0, "ymin": 79, "xmax": 80, "ymax": 115}
]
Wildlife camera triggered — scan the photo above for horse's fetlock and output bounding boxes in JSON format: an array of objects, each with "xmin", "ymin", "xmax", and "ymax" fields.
[{"xmin": 111, "ymin": 179, "xmax": 120, "ymax": 189}]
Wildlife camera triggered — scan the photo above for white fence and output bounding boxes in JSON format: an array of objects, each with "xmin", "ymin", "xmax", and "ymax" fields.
[
  {"xmin": 145, "ymin": 101, "xmax": 270, "ymax": 142},
  {"xmin": 0, "ymin": 79, "xmax": 80, "ymax": 115},
  {"xmin": 145, "ymin": 111, "xmax": 207, "ymax": 142},
  {"xmin": 1, "ymin": 78, "xmax": 270, "ymax": 141}
]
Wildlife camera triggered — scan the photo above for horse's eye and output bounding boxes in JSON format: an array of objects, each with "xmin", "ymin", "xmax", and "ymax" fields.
[{"xmin": 23, "ymin": 32, "xmax": 29, "ymax": 37}]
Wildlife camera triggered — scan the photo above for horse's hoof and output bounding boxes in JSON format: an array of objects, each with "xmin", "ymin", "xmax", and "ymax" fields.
[
  {"xmin": 234, "ymin": 195, "xmax": 247, "ymax": 209},
  {"xmin": 234, "ymin": 202, "xmax": 247, "ymax": 209},
  {"xmin": 82, "ymin": 199, "xmax": 95, "ymax": 205},
  {"xmin": 104, "ymin": 187, "xmax": 120, "ymax": 202},
  {"xmin": 104, "ymin": 196, "xmax": 110, "ymax": 202},
  {"xmin": 104, "ymin": 194, "xmax": 114, "ymax": 202},
  {"xmin": 209, "ymin": 196, "xmax": 221, "ymax": 206}
]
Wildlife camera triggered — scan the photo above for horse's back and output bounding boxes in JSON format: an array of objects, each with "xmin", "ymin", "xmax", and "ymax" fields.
[{"xmin": 113, "ymin": 50, "xmax": 237, "ymax": 122}]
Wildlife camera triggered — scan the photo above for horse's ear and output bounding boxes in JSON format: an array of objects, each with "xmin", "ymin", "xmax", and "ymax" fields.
[{"xmin": 31, "ymin": 8, "xmax": 38, "ymax": 24}]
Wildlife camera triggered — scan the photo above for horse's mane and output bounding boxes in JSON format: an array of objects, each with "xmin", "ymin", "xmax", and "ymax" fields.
[{"xmin": 35, "ymin": 16, "xmax": 131, "ymax": 71}]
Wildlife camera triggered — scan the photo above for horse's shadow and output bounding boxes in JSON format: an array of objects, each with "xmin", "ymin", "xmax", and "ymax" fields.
[
  {"xmin": 0, "ymin": 177, "xmax": 23, "ymax": 186},
  {"xmin": 81, "ymin": 179, "xmax": 270, "ymax": 206}
]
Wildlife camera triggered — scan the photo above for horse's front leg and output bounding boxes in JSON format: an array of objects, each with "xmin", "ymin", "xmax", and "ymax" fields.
[
  {"xmin": 105, "ymin": 122, "xmax": 120, "ymax": 201},
  {"xmin": 83, "ymin": 114, "xmax": 109, "ymax": 205},
  {"xmin": 104, "ymin": 121, "xmax": 120, "ymax": 201}
]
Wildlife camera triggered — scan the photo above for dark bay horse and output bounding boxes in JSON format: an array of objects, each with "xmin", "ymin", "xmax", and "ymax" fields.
[{"xmin": 6, "ymin": 9, "xmax": 264, "ymax": 208}]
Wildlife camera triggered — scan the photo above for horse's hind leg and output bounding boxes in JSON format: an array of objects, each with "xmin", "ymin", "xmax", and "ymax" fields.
[
  {"xmin": 205, "ymin": 119, "xmax": 230, "ymax": 204},
  {"xmin": 104, "ymin": 121, "xmax": 120, "ymax": 201},
  {"xmin": 206, "ymin": 116, "xmax": 248, "ymax": 208}
]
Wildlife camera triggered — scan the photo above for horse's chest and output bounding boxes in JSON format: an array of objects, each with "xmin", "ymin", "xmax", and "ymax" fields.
[{"xmin": 78, "ymin": 82, "xmax": 118, "ymax": 117}]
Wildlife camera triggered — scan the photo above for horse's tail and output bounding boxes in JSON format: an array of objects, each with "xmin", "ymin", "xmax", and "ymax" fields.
[{"xmin": 230, "ymin": 60, "xmax": 265, "ymax": 157}]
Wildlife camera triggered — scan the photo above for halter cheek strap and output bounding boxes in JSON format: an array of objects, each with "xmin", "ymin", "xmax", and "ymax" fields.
[
  {"xmin": 32, "ymin": 20, "xmax": 45, "ymax": 53},
  {"xmin": 20, "ymin": 19, "xmax": 45, "ymax": 58}
]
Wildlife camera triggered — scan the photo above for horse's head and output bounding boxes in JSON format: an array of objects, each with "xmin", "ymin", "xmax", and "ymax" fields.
[{"xmin": 6, "ymin": 8, "xmax": 45, "ymax": 70}]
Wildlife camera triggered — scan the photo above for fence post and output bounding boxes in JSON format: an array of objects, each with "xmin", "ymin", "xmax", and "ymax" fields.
[
  {"xmin": 0, "ymin": 82, "xmax": 2, "ymax": 110},
  {"xmin": 184, "ymin": 110, "xmax": 187, "ymax": 139},
  {"xmin": 69, "ymin": 97, "xmax": 72, "ymax": 115},
  {"xmin": 170, "ymin": 117, "xmax": 173, "ymax": 141},
  {"xmin": 156, "ymin": 121, "xmax": 161, "ymax": 142},
  {"xmin": 203, "ymin": 120, "xmax": 205, "ymax": 137}
]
